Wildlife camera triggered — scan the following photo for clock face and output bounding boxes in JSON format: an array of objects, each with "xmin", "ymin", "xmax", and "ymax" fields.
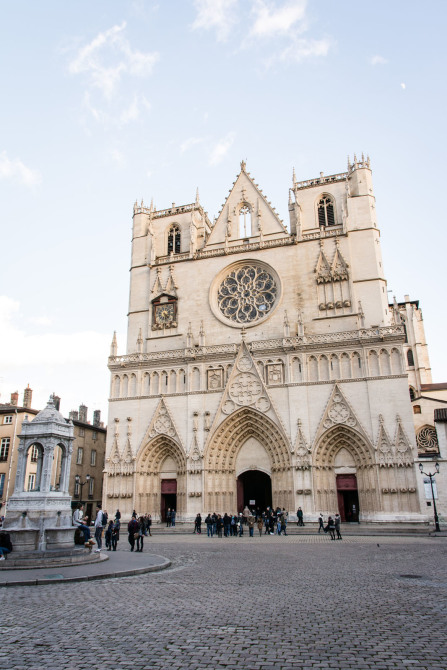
[{"xmin": 155, "ymin": 303, "xmax": 175, "ymax": 325}]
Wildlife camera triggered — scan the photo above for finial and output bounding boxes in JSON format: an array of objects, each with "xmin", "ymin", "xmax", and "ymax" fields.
[
  {"xmin": 141, "ymin": 198, "xmax": 144, "ymax": 207},
  {"xmin": 110, "ymin": 331, "xmax": 118, "ymax": 356},
  {"xmin": 240, "ymin": 159, "xmax": 246, "ymax": 172},
  {"xmin": 288, "ymin": 190, "xmax": 292, "ymax": 205},
  {"xmin": 361, "ymin": 152, "xmax": 365, "ymax": 163},
  {"xmin": 195, "ymin": 187, "xmax": 200, "ymax": 205},
  {"xmin": 347, "ymin": 155, "xmax": 351, "ymax": 171},
  {"xmin": 150, "ymin": 197, "xmax": 154, "ymax": 212}
]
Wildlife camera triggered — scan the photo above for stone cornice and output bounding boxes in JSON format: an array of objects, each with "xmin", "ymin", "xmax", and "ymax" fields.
[{"xmin": 108, "ymin": 326, "xmax": 405, "ymax": 370}]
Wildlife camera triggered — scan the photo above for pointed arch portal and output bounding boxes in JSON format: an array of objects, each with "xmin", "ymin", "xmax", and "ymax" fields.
[{"xmin": 205, "ymin": 407, "xmax": 292, "ymax": 513}]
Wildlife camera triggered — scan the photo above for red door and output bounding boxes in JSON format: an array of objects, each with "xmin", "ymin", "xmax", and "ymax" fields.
[{"xmin": 336, "ymin": 474, "xmax": 359, "ymax": 522}]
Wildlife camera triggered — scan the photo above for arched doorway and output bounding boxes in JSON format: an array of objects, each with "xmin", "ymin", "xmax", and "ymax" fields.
[
  {"xmin": 336, "ymin": 474, "xmax": 359, "ymax": 522},
  {"xmin": 237, "ymin": 470, "xmax": 272, "ymax": 513}
]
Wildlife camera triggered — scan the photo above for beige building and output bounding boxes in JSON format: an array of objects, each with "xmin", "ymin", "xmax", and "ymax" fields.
[
  {"xmin": 0, "ymin": 388, "xmax": 106, "ymax": 523},
  {"xmin": 105, "ymin": 157, "xmax": 444, "ymax": 523}
]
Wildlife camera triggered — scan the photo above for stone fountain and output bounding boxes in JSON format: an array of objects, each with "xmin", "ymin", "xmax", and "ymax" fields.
[{"xmin": 1, "ymin": 395, "xmax": 103, "ymax": 567}]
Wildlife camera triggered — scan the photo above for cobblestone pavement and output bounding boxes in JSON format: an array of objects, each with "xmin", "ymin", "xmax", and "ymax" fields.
[{"xmin": 2, "ymin": 535, "xmax": 447, "ymax": 670}]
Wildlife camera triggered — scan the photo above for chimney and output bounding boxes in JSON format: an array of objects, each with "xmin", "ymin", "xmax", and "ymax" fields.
[
  {"xmin": 78, "ymin": 404, "xmax": 88, "ymax": 423},
  {"xmin": 93, "ymin": 410, "xmax": 101, "ymax": 427},
  {"xmin": 23, "ymin": 384, "xmax": 33, "ymax": 409},
  {"xmin": 53, "ymin": 395, "xmax": 61, "ymax": 411},
  {"xmin": 69, "ymin": 410, "xmax": 79, "ymax": 421},
  {"xmin": 10, "ymin": 391, "xmax": 19, "ymax": 406}
]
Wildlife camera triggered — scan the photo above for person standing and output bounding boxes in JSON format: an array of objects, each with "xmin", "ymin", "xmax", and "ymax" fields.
[
  {"xmin": 111, "ymin": 519, "xmax": 120, "ymax": 551},
  {"xmin": 94, "ymin": 504, "xmax": 104, "ymax": 552},
  {"xmin": 147, "ymin": 513, "xmax": 152, "ymax": 536},
  {"xmin": 128, "ymin": 515, "xmax": 139, "ymax": 551},
  {"xmin": 328, "ymin": 516, "xmax": 336, "ymax": 540},
  {"xmin": 334, "ymin": 513, "xmax": 342, "ymax": 540},
  {"xmin": 205, "ymin": 513, "xmax": 213, "ymax": 537},
  {"xmin": 280, "ymin": 514, "xmax": 288, "ymax": 536},
  {"xmin": 194, "ymin": 513, "xmax": 202, "ymax": 534},
  {"xmin": 297, "ymin": 507, "xmax": 304, "ymax": 526},
  {"xmin": 248, "ymin": 514, "xmax": 255, "ymax": 537},
  {"xmin": 171, "ymin": 509, "xmax": 176, "ymax": 527},
  {"xmin": 166, "ymin": 508, "xmax": 171, "ymax": 528},
  {"xmin": 318, "ymin": 513, "xmax": 324, "ymax": 533},
  {"xmin": 257, "ymin": 516, "xmax": 264, "ymax": 537},
  {"xmin": 105, "ymin": 520, "xmax": 114, "ymax": 550},
  {"xmin": 136, "ymin": 516, "xmax": 145, "ymax": 552}
]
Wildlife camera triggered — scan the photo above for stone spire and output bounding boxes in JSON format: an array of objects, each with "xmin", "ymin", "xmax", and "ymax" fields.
[{"xmin": 110, "ymin": 331, "xmax": 117, "ymax": 357}]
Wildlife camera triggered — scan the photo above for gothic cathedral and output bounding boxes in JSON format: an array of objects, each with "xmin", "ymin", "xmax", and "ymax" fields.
[{"xmin": 104, "ymin": 157, "xmax": 425, "ymax": 523}]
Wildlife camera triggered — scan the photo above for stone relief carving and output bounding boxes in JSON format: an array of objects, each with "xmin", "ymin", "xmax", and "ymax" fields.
[
  {"xmin": 229, "ymin": 373, "xmax": 263, "ymax": 406},
  {"xmin": 323, "ymin": 391, "xmax": 356, "ymax": 429}
]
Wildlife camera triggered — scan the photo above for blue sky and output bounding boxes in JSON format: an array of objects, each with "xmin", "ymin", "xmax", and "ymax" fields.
[{"xmin": 1, "ymin": 0, "xmax": 446, "ymax": 418}]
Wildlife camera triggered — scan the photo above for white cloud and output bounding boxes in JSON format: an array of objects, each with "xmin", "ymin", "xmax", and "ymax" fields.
[
  {"xmin": 180, "ymin": 136, "xmax": 207, "ymax": 153},
  {"xmin": 69, "ymin": 22, "xmax": 159, "ymax": 99},
  {"xmin": 250, "ymin": 0, "xmax": 307, "ymax": 38},
  {"xmin": 0, "ymin": 151, "xmax": 42, "ymax": 188},
  {"xmin": 82, "ymin": 91, "xmax": 151, "ymax": 127},
  {"xmin": 401, "ymin": 82, "xmax": 406, "ymax": 89},
  {"xmin": 370, "ymin": 55, "xmax": 388, "ymax": 66},
  {"xmin": 0, "ymin": 296, "xmax": 111, "ymax": 416},
  {"xmin": 192, "ymin": 0, "xmax": 239, "ymax": 42},
  {"xmin": 272, "ymin": 36, "xmax": 332, "ymax": 65},
  {"xmin": 209, "ymin": 132, "xmax": 236, "ymax": 166}
]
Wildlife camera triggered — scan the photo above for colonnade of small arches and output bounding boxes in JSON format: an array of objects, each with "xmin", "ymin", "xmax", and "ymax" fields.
[{"xmin": 110, "ymin": 347, "xmax": 403, "ymax": 399}]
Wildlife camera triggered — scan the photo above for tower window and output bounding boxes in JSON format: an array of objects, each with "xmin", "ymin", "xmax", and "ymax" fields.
[
  {"xmin": 167, "ymin": 225, "xmax": 181, "ymax": 254},
  {"xmin": 317, "ymin": 195, "xmax": 335, "ymax": 227},
  {"xmin": 407, "ymin": 349, "xmax": 414, "ymax": 367}
]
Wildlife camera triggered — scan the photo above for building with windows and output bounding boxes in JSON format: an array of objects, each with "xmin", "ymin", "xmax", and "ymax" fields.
[
  {"xmin": 105, "ymin": 158, "xmax": 445, "ymax": 523},
  {"xmin": 0, "ymin": 390, "xmax": 106, "ymax": 523}
]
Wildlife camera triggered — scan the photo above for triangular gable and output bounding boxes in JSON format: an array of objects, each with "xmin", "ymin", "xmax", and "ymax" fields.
[
  {"xmin": 293, "ymin": 419, "xmax": 311, "ymax": 468},
  {"xmin": 313, "ymin": 384, "xmax": 370, "ymax": 445},
  {"xmin": 205, "ymin": 340, "xmax": 290, "ymax": 445},
  {"xmin": 393, "ymin": 415, "xmax": 414, "ymax": 466},
  {"xmin": 205, "ymin": 162, "xmax": 288, "ymax": 246},
  {"xmin": 164, "ymin": 265, "xmax": 178, "ymax": 297},
  {"xmin": 375, "ymin": 414, "xmax": 394, "ymax": 467},
  {"xmin": 331, "ymin": 242, "xmax": 349, "ymax": 281},
  {"xmin": 315, "ymin": 244, "xmax": 332, "ymax": 283},
  {"xmin": 138, "ymin": 398, "xmax": 184, "ymax": 453}
]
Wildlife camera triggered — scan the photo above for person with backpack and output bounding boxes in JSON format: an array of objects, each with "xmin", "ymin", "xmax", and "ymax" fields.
[{"xmin": 0, "ymin": 531, "xmax": 12, "ymax": 560}]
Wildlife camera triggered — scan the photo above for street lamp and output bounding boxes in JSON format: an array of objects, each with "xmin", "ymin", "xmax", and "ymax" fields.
[
  {"xmin": 419, "ymin": 462, "xmax": 441, "ymax": 532},
  {"xmin": 74, "ymin": 474, "xmax": 91, "ymax": 503}
]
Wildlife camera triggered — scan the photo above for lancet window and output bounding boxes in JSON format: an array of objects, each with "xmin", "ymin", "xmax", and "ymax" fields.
[
  {"xmin": 167, "ymin": 224, "xmax": 181, "ymax": 254},
  {"xmin": 239, "ymin": 203, "xmax": 252, "ymax": 238},
  {"xmin": 317, "ymin": 195, "xmax": 336, "ymax": 227}
]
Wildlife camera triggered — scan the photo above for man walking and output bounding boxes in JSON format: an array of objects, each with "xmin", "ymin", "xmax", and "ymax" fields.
[
  {"xmin": 318, "ymin": 513, "xmax": 324, "ymax": 533},
  {"xmin": 94, "ymin": 504, "xmax": 104, "ymax": 552}
]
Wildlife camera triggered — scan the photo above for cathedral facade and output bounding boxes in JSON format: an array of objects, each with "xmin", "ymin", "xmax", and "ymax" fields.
[{"xmin": 104, "ymin": 157, "xmax": 425, "ymax": 523}]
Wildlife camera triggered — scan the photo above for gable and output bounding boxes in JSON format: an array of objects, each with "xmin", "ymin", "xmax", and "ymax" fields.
[{"xmin": 205, "ymin": 161, "xmax": 288, "ymax": 247}]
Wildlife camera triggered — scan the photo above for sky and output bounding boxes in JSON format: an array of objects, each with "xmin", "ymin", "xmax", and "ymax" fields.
[{"xmin": 1, "ymin": 0, "xmax": 446, "ymax": 420}]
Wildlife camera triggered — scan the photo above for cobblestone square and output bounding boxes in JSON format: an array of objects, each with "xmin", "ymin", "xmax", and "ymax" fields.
[{"xmin": 2, "ymin": 535, "xmax": 447, "ymax": 670}]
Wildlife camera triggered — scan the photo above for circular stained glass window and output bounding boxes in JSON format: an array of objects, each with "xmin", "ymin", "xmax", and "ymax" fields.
[{"xmin": 216, "ymin": 264, "xmax": 278, "ymax": 324}]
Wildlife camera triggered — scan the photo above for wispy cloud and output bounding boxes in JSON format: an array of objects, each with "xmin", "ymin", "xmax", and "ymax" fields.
[
  {"xmin": 192, "ymin": 0, "xmax": 239, "ymax": 42},
  {"xmin": 250, "ymin": 0, "xmax": 307, "ymax": 38},
  {"xmin": 370, "ymin": 55, "xmax": 388, "ymax": 66},
  {"xmin": 192, "ymin": 0, "xmax": 331, "ymax": 66},
  {"xmin": 0, "ymin": 150, "xmax": 42, "ymax": 188},
  {"xmin": 401, "ymin": 82, "xmax": 406, "ymax": 90},
  {"xmin": 180, "ymin": 136, "xmax": 207, "ymax": 153},
  {"xmin": 273, "ymin": 36, "xmax": 332, "ymax": 64},
  {"xmin": 82, "ymin": 91, "xmax": 151, "ymax": 127},
  {"xmin": 69, "ymin": 22, "xmax": 159, "ymax": 99},
  {"xmin": 209, "ymin": 132, "xmax": 236, "ymax": 165}
]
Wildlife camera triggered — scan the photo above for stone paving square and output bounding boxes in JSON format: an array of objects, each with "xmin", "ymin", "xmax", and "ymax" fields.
[{"xmin": 1, "ymin": 535, "xmax": 447, "ymax": 670}]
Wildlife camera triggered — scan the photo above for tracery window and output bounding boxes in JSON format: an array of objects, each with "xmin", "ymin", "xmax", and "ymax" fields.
[
  {"xmin": 217, "ymin": 264, "xmax": 277, "ymax": 324},
  {"xmin": 167, "ymin": 224, "xmax": 181, "ymax": 254},
  {"xmin": 239, "ymin": 204, "xmax": 252, "ymax": 238},
  {"xmin": 407, "ymin": 349, "xmax": 415, "ymax": 367},
  {"xmin": 317, "ymin": 195, "xmax": 336, "ymax": 227},
  {"xmin": 416, "ymin": 426, "xmax": 439, "ymax": 454}
]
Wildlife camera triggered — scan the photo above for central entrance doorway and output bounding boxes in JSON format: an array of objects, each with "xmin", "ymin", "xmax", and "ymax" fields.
[
  {"xmin": 237, "ymin": 470, "xmax": 272, "ymax": 513},
  {"xmin": 336, "ymin": 474, "xmax": 359, "ymax": 522},
  {"xmin": 160, "ymin": 478, "xmax": 177, "ymax": 522}
]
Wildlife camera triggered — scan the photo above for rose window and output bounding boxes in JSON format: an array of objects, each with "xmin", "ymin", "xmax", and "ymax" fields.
[
  {"xmin": 416, "ymin": 426, "xmax": 439, "ymax": 454},
  {"xmin": 217, "ymin": 265, "xmax": 277, "ymax": 324}
]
